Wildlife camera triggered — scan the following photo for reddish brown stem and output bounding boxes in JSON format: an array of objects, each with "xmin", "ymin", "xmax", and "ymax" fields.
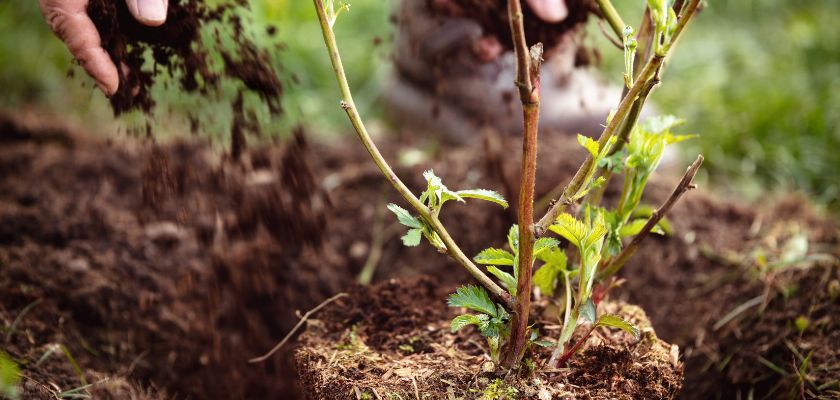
[
  {"xmin": 553, "ymin": 324, "xmax": 598, "ymax": 367},
  {"xmin": 501, "ymin": 0, "xmax": 542, "ymax": 368}
]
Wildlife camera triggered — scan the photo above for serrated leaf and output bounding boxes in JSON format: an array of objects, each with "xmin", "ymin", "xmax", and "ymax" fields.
[
  {"xmin": 578, "ymin": 134, "xmax": 600, "ymax": 157},
  {"xmin": 387, "ymin": 204, "xmax": 422, "ymax": 229},
  {"xmin": 642, "ymin": 115, "xmax": 684, "ymax": 134},
  {"xmin": 401, "ymin": 228, "xmax": 422, "ymax": 246},
  {"xmin": 423, "ymin": 169, "xmax": 442, "ymax": 188},
  {"xmin": 507, "ymin": 225, "xmax": 519, "ymax": 252},
  {"xmin": 533, "ymin": 263, "xmax": 561, "ymax": 296},
  {"xmin": 597, "ymin": 314, "xmax": 641, "ymax": 339},
  {"xmin": 619, "ymin": 219, "xmax": 648, "ymax": 237},
  {"xmin": 537, "ymin": 247, "xmax": 567, "ymax": 267},
  {"xmin": 549, "ymin": 213, "xmax": 587, "ymax": 248},
  {"xmin": 447, "ymin": 285, "xmax": 498, "ymax": 318},
  {"xmin": 450, "ymin": 314, "xmax": 482, "ymax": 333},
  {"xmin": 441, "ymin": 189, "xmax": 465, "ymax": 204},
  {"xmin": 474, "ymin": 248, "xmax": 515, "ymax": 266},
  {"xmin": 573, "ymin": 176, "xmax": 607, "ymax": 201},
  {"xmin": 479, "ymin": 317, "xmax": 502, "ymax": 338},
  {"xmin": 487, "ymin": 266, "xmax": 517, "ymax": 295},
  {"xmin": 580, "ymin": 298, "xmax": 597, "ymax": 323},
  {"xmin": 533, "ymin": 238, "xmax": 560, "ymax": 258},
  {"xmin": 456, "ymin": 189, "xmax": 509, "ymax": 209}
]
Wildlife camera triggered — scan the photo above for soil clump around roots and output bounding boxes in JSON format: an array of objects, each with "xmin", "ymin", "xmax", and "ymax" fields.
[
  {"xmin": 0, "ymin": 112, "xmax": 838, "ymax": 398},
  {"xmin": 295, "ymin": 277, "xmax": 683, "ymax": 399}
]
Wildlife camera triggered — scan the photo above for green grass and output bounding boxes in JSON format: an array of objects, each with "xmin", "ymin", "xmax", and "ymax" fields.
[{"xmin": 593, "ymin": 0, "xmax": 840, "ymax": 209}]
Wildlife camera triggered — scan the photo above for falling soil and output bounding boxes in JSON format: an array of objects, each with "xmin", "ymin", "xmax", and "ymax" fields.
[
  {"xmin": 87, "ymin": 0, "xmax": 283, "ymax": 150},
  {"xmin": 296, "ymin": 277, "xmax": 683, "ymax": 399},
  {"xmin": 432, "ymin": 0, "xmax": 593, "ymax": 55},
  {"xmin": 1, "ymin": 112, "xmax": 838, "ymax": 398}
]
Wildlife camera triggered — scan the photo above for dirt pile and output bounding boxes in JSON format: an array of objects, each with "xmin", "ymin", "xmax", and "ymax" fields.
[
  {"xmin": 0, "ymin": 113, "xmax": 331, "ymax": 399},
  {"xmin": 1, "ymin": 112, "xmax": 837, "ymax": 398},
  {"xmin": 296, "ymin": 277, "xmax": 683, "ymax": 399}
]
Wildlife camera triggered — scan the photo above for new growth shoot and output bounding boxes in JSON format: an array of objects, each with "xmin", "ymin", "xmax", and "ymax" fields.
[{"xmin": 312, "ymin": 0, "xmax": 704, "ymax": 370}]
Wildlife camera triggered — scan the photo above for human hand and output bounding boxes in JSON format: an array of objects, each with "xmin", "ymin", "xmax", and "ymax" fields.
[{"xmin": 39, "ymin": 0, "xmax": 168, "ymax": 96}]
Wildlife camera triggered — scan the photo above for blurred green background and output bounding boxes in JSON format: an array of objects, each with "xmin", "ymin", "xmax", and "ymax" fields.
[{"xmin": 0, "ymin": 0, "xmax": 837, "ymax": 212}]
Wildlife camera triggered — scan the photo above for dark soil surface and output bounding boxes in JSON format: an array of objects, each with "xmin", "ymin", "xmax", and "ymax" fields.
[
  {"xmin": 296, "ymin": 277, "xmax": 683, "ymax": 399},
  {"xmin": 1, "ymin": 111, "xmax": 837, "ymax": 399}
]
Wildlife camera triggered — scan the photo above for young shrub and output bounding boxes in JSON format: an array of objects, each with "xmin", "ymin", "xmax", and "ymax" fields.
[{"xmin": 311, "ymin": 0, "xmax": 705, "ymax": 370}]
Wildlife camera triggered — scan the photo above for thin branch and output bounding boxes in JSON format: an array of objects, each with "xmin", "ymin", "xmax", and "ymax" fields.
[
  {"xmin": 535, "ymin": 0, "xmax": 702, "ymax": 234},
  {"xmin": 250, "ymin": 293, "xmax": 348, "ymax": 363},
  {"xmin": 595, "ymin": 0, "xmax": 627, "ymax": 42},
  {"xmin": 597, "ymin": 155, "xmax": 704, "ymax": 280},
  {"xmin": 535, "ymin": 55, "xmax": 663, "ymax": 234},
  {"xmin": 587, "ymin": 73, "xmax": 660, "ymax": 205},
  {"xmin": 312, "ymin": 0, "xmax": 513, "ymax": 308},
  {"xmin": 553, "ymin": 322, "xmax": 598, "ymax": 367},
  {"xmin": 503, "ymin": 0, "xmax": 542, "ymax": 368}
]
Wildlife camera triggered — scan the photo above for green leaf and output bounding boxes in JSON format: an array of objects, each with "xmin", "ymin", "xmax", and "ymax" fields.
[
  {"xmin": 532, "ymin": 340, "xmax": 555, "ymax": 348},
  {"xmin": 533, "ymin": 263, "xmax": 561, "ymax": 296},
  {"xmin": 537, "ymin": 247, "xmax": 567, "ymax": 268},
  {"xmin": 642, "ymin": 115, "xmax": 684, "ymax": 134},
  {"xmin": 597, "ymin": 314, "xmax": 641, "ymax": 339},
  {"xmin": 440, "ymin": 189, "xmax": 465, "ymax": 204},
  {"xmin": 573, "ymin": 176, "xmax": 607, "ymax": 201},
  {"xmin": 0, "ymin": 351, "xmax": 20, "ymax": 400},
  {"xmin": 487, "ymin": 266, "xmax": 517, "ymax": 295},
  {"xmin": 580, "ymin": 298, "xmax": 597, "ymax": 323},
  {"xmin": 387, "ymin": 204, "xmax": 422, "ymax": 229},
  {"xmin": 549, "ymin": 213, "xmax": 586, "ymax": 248},
  {"xmin": 474, "ymin": 248, "xmax": 515, "ymax": 266},
  {"xmin": 533, "ymin": 238, "xmax": 560, "ymax": 258},
  {"xmin": 578, "ymin": 134, "xmax": 600, "ymax": 157},
  {"xmin": 450, "ymin": 314, "xmax": 482, "ymax": 333},
  {"xmin": 401, "ymin": 228, "xmax": 422, "ymax": 247},
  {"xmin": 456, "ymin": 189, "xmax": 509, "ymax": 209},
  {"xmin": 447, "ymin": 285, "xmax": 498, "ymax": 318},
  {"xmin": 507, "ymin": 225, "xmax": 519, "ymax": 252},
  {"xmin": 598, "ymin": 148, "xmax": 626, "ymax": 173}
]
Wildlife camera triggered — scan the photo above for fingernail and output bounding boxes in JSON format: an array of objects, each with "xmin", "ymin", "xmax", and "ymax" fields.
[
  {"xmin": 527, "ymin": 0, "xmax": 569, "ymax": 23},
  {"xmin": 136, "ymin": 0, "xmax": 167, "ymax": 24}
]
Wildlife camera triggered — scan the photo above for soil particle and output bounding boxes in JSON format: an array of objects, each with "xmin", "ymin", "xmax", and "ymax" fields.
[
  {"xmin": 86, "ymin": 0, "xmax": 283, "ymax": 152},
  {"xmin": 0, "ymin": 113, "xmax": 332, "ymax": 399}
]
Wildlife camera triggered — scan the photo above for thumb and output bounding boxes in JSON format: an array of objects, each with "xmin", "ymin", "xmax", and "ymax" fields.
[
  {"xmin": 526, "ymin": 0, "xmax": 569, "ymax": 23},
  {"xmin": 39, "ymin": 0, "xmax": 119, "ymax": 95},
  {"xmin": 126, "ymin": 0, "xmax": 168, "ymax": 27}
]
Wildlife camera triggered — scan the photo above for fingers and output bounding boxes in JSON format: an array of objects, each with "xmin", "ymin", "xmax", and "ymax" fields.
[
  {"xmin": 40, "ymin": 0, "xmax": 119, "ymax": 96},
  {"xmin": 526, "ymin": 0, "xmax": 569, "ymax": 23},
  {"xmin": 126, "ymin": 0, "xmax": 168, "ymax": 27}
]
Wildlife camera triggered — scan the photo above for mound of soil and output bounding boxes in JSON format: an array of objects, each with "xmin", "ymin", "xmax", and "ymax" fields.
[
  {"xmin": 296, "ymin": 277, "xmax": 683, "ymax": 400},
  {"xmin": 0, "ymin": 112, "xmax": 333, "ymax": 398},
  {"xmin": 1, "ymin": 111, "xmax": 837, "ymax": 398}
]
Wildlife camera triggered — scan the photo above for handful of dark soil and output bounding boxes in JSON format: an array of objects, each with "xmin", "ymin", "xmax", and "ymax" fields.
[
  {"xmin": 432, "ymin": 0, "xmax": 593, "ymax": 54},
  {"xmin": 87, "ymin": 0, "xmax": 282, "ymax": 147}
]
